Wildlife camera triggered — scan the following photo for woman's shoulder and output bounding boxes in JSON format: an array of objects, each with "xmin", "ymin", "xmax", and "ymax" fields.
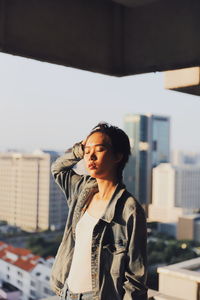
[
  {"xmin": 121, "ymin": 188, "xmax": 146, "ymax": 218},
  {"xmin": 74, "ymin": 174, "xmax": 97, "ymax": 196}
]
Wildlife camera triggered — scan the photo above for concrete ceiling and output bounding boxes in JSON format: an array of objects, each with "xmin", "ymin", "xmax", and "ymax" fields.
[
  {"xmin": 0, "ymin": 0, "xmax": 200, "ymax": 77},
  {"xmin": 111, "ymin": 0, "xmax": 159, "ymax": 7}
]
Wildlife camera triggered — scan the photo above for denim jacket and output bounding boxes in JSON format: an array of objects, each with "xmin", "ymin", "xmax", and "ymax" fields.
[{"xmin": 50, "ymin": 142, "xmax": 148, "ymax": 300}]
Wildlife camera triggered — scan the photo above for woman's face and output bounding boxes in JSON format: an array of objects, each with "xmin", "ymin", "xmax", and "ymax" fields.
[{"xmin": 84, "ymin": 132, "xmax": 120, "ymax": 180}]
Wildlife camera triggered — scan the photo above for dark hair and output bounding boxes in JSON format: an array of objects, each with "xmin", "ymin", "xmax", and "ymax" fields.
[{"xmin": 86, "ymin": 122, "xmax": 131, "ymax": 181}]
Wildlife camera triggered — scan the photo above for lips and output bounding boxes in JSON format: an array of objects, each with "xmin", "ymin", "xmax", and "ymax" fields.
[{"xmin": 88, "ymin": 163, "xmax": 97, "ymax": 169}]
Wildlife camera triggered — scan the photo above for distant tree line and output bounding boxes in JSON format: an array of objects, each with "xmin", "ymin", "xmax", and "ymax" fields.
[{"xmin": 25, "ymin": 235, "xmax": 63, "ymax": 258}]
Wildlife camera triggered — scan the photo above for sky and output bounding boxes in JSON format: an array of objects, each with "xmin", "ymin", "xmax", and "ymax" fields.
[{"xmin": 0, "ymin": 52, "xmax": 200, "ymax": 153}]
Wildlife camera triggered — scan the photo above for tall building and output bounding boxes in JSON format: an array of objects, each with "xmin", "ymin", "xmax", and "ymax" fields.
[
  {"xmin": 124, "ymin": 114, "xmax": 170, "ymax": 205},
  {"xmin": 0, "ymin": 151, "xmax": 67, "ymax": 232},
  {"xmin": 149, "ymin": 163, "xmax": 200, "ymax": 223}
]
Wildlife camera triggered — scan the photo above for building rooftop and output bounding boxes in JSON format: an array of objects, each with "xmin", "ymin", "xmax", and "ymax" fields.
[
  {"xmin": 0, "ymin": 241, "xmax": 53, "ymax": 272},
  {"xmin": 6, "ymin": 245, "xmax": 32, "ymax": 256},
  {"xmin": 13, "ymin": 257, "xmax": 36, "ymax": 272},
  {"xmin": 179, "ymin": 214, "xmax": 200, "ymax": 220}
]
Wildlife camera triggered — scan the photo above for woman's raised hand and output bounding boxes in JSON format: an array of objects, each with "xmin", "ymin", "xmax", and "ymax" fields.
[
  {"xmin": 81, "ymin": 138, "xmax": 87, "ymax": 147},
  {"xmin": 81, "ymin": 138, "xmax": 87, "ymax": 154}
]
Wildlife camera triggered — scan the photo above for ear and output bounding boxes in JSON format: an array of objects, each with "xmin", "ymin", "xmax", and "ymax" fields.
[{"xmin": 114, "ymin": 153, "xmax": 123, "ymax": 164}]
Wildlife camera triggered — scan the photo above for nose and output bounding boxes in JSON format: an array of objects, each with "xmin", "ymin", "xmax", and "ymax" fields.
[{"xmin": 89, "ymin": 150, "xmax": 96, "ymax": 161}]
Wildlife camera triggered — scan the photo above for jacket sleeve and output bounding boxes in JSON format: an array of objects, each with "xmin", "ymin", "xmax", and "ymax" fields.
[
  {"xmin": 123, "ymin": 204, "xmax": 148, "ymax": 300},
  {"xmin": 51, "ymin": 142, "xmax": 88, "ymax": 206}
]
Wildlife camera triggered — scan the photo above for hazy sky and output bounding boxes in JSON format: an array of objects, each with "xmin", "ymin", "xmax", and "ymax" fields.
[{"xmin": 0, "ymin": 52, "xmax": 200, "ymax": 153}]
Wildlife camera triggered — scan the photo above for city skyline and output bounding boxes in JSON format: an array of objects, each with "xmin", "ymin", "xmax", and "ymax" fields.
[{"xmin": 1, "ymin": 53, "xmax": 200, "ymax": 153}]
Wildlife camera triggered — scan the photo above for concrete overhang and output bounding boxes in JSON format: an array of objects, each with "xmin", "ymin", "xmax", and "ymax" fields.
[
  {"xmin": 164, "ymin": 67, "xmax": 200, "ymax": 96},
  {"xmin": 0, "ymin": 0, "xmax": 200, "ymax": 77}
]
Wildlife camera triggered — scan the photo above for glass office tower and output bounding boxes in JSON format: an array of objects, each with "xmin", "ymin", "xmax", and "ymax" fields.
[{"xmin": 124, "ymin": 114, "xmax": 170, "ymax": 206}]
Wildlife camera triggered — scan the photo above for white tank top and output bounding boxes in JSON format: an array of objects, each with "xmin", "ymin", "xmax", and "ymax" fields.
[{"xmin": 67, "ymin": 210, "xmax": 99, "ymax": 293}]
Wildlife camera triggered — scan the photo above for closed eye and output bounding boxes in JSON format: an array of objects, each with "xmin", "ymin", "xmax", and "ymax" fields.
[
  {"xmin": 84, "ymin": 149, "xmax": 90, "ymax": 154},
  {"xmin": 96, "ymin": 146, "xmax": 105, "ymax": 152},
  {"xmin": 84, "ymin": 144, "xmax": 107, "ymax": 154}
]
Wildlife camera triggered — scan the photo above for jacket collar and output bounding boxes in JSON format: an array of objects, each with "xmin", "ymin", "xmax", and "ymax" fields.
[{"xmin": 85, "ymin": 179, "xmax": 126, "ymax": 224}]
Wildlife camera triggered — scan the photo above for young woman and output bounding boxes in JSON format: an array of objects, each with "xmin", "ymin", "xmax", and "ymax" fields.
[{"xmin": 50, "ymin": 123, "xmax": 148, "ymax": 300}]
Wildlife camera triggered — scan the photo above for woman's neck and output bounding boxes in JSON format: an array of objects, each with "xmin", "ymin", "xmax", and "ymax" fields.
[{"xmin": 95, "ymin": 178, "xmax": 118, "ymax": 202}]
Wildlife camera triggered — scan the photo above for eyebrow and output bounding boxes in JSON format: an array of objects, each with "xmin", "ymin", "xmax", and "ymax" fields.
[{"xmin": 84, "ymin": 143, "xmax": 107, "ymax": 148}]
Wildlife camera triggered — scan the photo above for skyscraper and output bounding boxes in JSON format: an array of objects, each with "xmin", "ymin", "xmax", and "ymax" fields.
[{"xmin": 124, "ymin": 114, "xmax": 170, "ymax": 206}]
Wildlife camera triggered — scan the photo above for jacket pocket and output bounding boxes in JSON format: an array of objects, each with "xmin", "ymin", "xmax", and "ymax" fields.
[
  {"xmin": 103, "ymin": 244, "xmax": 127, "ymax": 255},
  {"xmin": 102, "ymin": 240, "xmax": 127, "ymax": 275}
]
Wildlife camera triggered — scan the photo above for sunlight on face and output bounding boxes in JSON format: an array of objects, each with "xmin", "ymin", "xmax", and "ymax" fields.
[{"xmin": 83, "ymin": 132, "xmax": 118, "ymax": 180}]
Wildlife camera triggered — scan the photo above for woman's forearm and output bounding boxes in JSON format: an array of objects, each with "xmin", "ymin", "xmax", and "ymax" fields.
[
  {"xmin": 51, "ymin": 142, "xmax": 84, "ymax": 176},
  {"xmin": 51, "ymin": 142, "xmax": 85, "ymax": 204}
]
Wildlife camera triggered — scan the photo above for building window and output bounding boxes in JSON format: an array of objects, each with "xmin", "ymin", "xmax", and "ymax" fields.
[
  {"xmin": 30, "ymin": 290, "xmax": 36, "ymax": 297},
  {"xmin": 30, "ymin": 281, "xmax": 35, "ymax": 287},
  {"xmin": 17, "ymin": 280, "xmax": 23, "ymax": 287},
  {"xmin": 7, "ymin": 266, "xmax": 10, "ymax": 271},
  {"xmin": 35, "ymin": 272, "xmax": 41, "ymax": 276},
  {"xmin": 45, "ymin": 276, "xmax": 50, "ymax": 281},
  {"xmin": 153, "ymin": 140, "xmax": 157, "ymax": 151},
  {"xmin": 17, "ymin": 271, "xmax": 23, "ymax": 277},
  {"xmin": 43, "ymin": 287, "xmax": 54, "ymax": 296},
  {"xmin": 7, "ymin": 274, "xmax": 10, "ymax": 280}
]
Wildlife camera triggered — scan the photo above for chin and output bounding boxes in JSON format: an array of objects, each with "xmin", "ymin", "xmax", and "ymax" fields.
[
  {"xmin": 88, "ymin": 170, "xmax": 100, "ymax": 178},
  {"xmin": 89, "ymin": 172, "xmax": 108, "ymax": 180}
]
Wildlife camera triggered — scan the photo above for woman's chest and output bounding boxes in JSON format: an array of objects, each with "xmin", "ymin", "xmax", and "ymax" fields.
[{"xmin": 86, "ymin": 195, "xmax": 109, "ymax": 219}]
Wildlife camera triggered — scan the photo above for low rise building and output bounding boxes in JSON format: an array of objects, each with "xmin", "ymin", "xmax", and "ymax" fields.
[
  {"xmin": 177, "ymin": 214, "xmax": 200, "ymax": 241},
  {"xmin": 0, "ymin": 241, "xmax": 55, "ymax": 300}
]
